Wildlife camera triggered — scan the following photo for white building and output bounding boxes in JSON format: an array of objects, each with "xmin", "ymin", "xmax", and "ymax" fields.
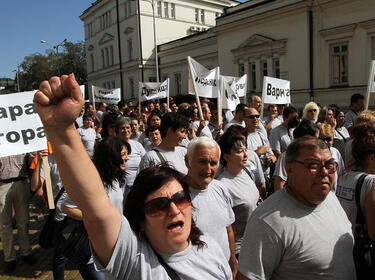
[{"xmin": 80, "ymin": 0, "xmax": 238, "ymax": 100}]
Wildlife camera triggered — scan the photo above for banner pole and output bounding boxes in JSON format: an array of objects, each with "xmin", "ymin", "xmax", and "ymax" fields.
[
  {"xmin": 260, "ymin": 103, "xmax": 264, "ymax": 118},
  {"xmin": 91, "ymin": 86, "xmax": 96, "ymax": 110},
  {"xmin": 217, "ymin": 77, "xmax": 222, "ymax": 126},
  {"xmin": 167, "ymin": 79, "xmax": 170, "ymax": 109},
  {"xmin": 42, "ymin": 156, "xmax": 55, "ymax": 209}
]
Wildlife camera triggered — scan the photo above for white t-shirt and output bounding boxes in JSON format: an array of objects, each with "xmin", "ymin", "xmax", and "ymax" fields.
[
  {"xmin": 262, "ymin": 115, "xmax": 283, "ymax": 132},
  {"xmin": 269, "ymin": 124, "xmax": 293, "ymax": 154},
  {"xmin": 193, "ymin": 120, "xmax": 213, "ymax": 138},
  {"xmin": 344, "ymin": 109, "xmax": 358, "ymax": 128},
  {"xmin": 238, "ymin": 188, "xmax": 356, "ymax": 280},
  {"xmin": 125, "ymin": 140, "xmax": 146, "ymax": 187},
  {"xmin": 217, "ymin": 170, "xmax": 259, "ymax": 254},
  {"xmin": 77, "ymin": 127, "xmax": 97, "ymax": 157},
  {"xmin": 93, "ymin": 216, "xmax": 233, "ymax": 279},
  {"xmin": 189, "ymin": 180, "xmax": 235, "ymax": 260},
  {"xmin": 223, "ymin": 119, "xmax": 245, "ymax": 132},
  {"xmin": 333, "ymin": 127, "xmax": 350, "ymax": 161}
]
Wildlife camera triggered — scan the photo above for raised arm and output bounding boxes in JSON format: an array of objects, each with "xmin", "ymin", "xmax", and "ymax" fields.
[{"xmin": 34, "ymin": 74, "xmax": 121, "ymax": 266}]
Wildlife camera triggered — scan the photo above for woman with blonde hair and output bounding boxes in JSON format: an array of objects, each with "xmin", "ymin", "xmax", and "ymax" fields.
[{"xmin": 302, "ymin": 102, "xmax": 320, "ymax": 123}]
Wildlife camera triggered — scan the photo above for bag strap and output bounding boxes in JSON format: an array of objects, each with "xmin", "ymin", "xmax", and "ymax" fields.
[
  {"xmin": 335, "ymin": 128, "xmax": 347, "ymax": 143},
  {"xmin": 152, "ymin": 149, "xmax": 165, "ymax": 163},
  {"xmin": 355, "ymin": 174, "xmax": 367, "ymax": 227},
  {"xmin": 54, "ymin": 187, "xmax": 65, "ymax": 205},
  {"xmin": 153, "ymin": 249, "xmax": 181, "ymax": 280},
  {"xmin": 243, "ymin": 167, "xmax": 255, "ymax": 182}
]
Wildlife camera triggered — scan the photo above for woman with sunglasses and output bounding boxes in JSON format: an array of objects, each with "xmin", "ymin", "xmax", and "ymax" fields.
[
  {"xmin": 318, "ymin": 123, "xmax": 344, "ymax": 192},
  {"xmin": 217, "ymin": 129, "xmax": 261, "ymax": 259},
  {"xmin": 302, "ymin": 102, "xmax": 320, "ymax": 123},
  {"xmin": 33, "ymin": 75, "xmax": 232, "ymax": 279}
]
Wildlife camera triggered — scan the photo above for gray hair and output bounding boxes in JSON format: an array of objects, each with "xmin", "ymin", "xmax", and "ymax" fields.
[
  {"xmin": 285, "ymin": 136, "xmax": 329, "ymax": 164},
  {"xmin": 115, "ymin": 116, "xmax": 131, "ymax": 133},
  {"xmin": 186, "ymin": 136, "xmax": 221, "ymax": 165}
]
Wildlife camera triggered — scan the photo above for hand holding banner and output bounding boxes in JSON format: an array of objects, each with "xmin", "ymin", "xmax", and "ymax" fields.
[{"xmin": 262, "ymin": 76, "xmax": 291, "ymax": 104}]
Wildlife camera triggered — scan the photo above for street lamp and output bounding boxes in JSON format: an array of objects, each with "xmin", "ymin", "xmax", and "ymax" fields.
[
  {"xmin": 40, "ymin": 39, "xmax": 67, "ymax": 75},
  {"xmin": 12, "ymin": 69, "xmax": 20, "ymax": 92},
  {"xmin": 142, "ymin": 0, "xmax": 159, "ymax": 82}
]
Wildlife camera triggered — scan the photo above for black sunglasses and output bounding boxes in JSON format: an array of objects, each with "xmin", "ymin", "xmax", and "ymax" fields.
[
  {"xmin": 144, "ymin": 190, "xmax": 191, "ymax": 217},
  {"xmin": 320, "ymin": 137, "xmax": 333, "ymax": 142},
  {"xmin": 245, "ymin": 114, "xmax": 260, "ymax": 119},
  {"xmin": 308, "ymin": 109, "xmax": 317, "ymax": 113}
]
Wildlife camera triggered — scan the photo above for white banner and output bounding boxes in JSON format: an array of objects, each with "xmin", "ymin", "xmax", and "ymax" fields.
[
  {"xmin": 367, "ymin": 60, "xmax": 375, "ymax": 93},
  {"xmin": 262, "ymin": 76, "xmax": 291, "ymax": 104},
  {"xmin": 92, "ymin": 86, "xmax": 121, "ymax": 104},
  {"xmin": 0, "ymin": 91, "xmax": 47, "ymax": 157},
  {"xmin": 139, "ymin": 79, "xmax": 169, "ymax": 102},
  {"xmin": 221, "ymin": 74, "xmax": 248, "ymax": 110},
  {"xmin": 188, "ymin": 56, "xmax": 220, "ymax": 98}
]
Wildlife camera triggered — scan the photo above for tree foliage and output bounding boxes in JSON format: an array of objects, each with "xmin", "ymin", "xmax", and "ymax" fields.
[{"xmin": 16, "ymin": 41, "xmax": 87, "ymax": 91}]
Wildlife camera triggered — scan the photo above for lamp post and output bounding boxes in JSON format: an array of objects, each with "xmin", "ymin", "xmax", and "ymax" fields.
[
  {"xmin": 12, "ymin": 69, "xmax": 20, "ymax": 92},
  {"xmin": 40, "ymin": 39, "xmax": 67, "ymax": 75},
  {"xmin": 142, "ymin": 0, "xmax": 159, "ymax": 82}
]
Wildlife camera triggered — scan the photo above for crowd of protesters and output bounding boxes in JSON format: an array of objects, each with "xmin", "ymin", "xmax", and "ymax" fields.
[{"xmin": 0, "ymin": 73, "xmax": 374, "ymax": 279}]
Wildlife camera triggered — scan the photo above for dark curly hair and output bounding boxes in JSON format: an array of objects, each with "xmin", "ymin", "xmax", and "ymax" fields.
[
  {"xmin": 93, "ymin": 136, "xmax": 131, "ymax": 189},
  {"xmin": 124, "ymin": 164, "xmax": 206, "ymax": 249}
]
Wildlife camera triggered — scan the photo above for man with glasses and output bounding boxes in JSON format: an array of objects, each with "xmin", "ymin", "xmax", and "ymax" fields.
[{"xmin": 237, "ymin": 136, "xmax": 355, "ymax": 280}]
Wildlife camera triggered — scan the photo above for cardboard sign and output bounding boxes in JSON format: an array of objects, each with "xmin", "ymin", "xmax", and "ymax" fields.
[
  {"xmin": 262, "ymin": 76, "xmax": 291, "ymax": 104},
  {"xmin": 0, "ymin": 91, "xmax": 47, "ymax": 157},
  {"xmin": 221, "ymin": 75, "xmax": 247, "ymax": 111},
  {"xmin": 139, "ymin": 79, "xmax": 169, "ymax": 101},
  {"xmin": 92, "ymin": 86, "xmax": 121, "ymax": 104},
  {"xmin": 187, "ymin": 56, "xmax": 220, "ymax": 98}
]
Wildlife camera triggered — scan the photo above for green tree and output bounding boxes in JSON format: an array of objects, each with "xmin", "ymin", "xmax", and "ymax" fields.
[{"xmin": 16, "ymin": 40, "xmax": 87, "ymax": 91}]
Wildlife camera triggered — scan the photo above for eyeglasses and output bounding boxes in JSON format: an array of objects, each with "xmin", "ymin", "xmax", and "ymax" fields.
[
  {"xmin": 245, "ymin": 115, "xmax": 260, "ymax": 119},
  {"xmin": 308, "ymin": 109, "xmax": 317, "ymax": 113},
  {"xmin": 144, "ymin": 190, "xmax": 191, "ymax": 217},
  {"xmin": 320, "ymin": 137, "xmax": 333, "ymax": 142},
  {"xmin": 294, "ymin": 159, "xmax": 337, "ymax": 174}
]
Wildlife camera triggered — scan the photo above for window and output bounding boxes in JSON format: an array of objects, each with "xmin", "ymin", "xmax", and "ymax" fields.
[
  {"xmin": 149, "ymin": 77, "xmax": 157, "ymax": 82},
  {"xmin": 250, "ymin": 62, "xmax": 256, "ymax": 90},
  {"xmin": 164, "ymin": 2, "xmax": 169, "ymax": 18},
  {"xmin": 101, "ymin": 49, "xmax": 105, "ymax": 69},
  {"xmin": 157, "ymin": 1, "xmax": 162, "ymax": 16},
  {"xmin": 101, "ymin": 46, "xmax": 114, "ymax": 68},
  {"xmin": 195, "ymin": 8, "xmax": 199, "ymax": 23},
  {"xmin": 90, "ymin": 54, "xmax": 94, "ymax": 72},
  {"xmin": 111, "ymin": 81, "xmax": 115, "ymax": 89},
  {"xmin": 110, "ymin": 46, "xmax": 114, "ymax": 66},
  {"xmin": 273, "ymin": 59, "xmax": 280, "ymax": 78},
  {"xmin": 238, "ymin": 63, "xmax": 244, "ymax": 76},
  {"xmin": 372, "ymin": 37, "xmax": 375, "ymax": 60},
  {"xmin": 175, "ymin": 73, "xmax": 182, "ymax": 95},
  {"xmin": 330, "ymin": 43, "xmax": 348, "ymax": 86},
  {"xmin": 129, "ymin": 78, "xmax": 134, "ymax": 97},
  {"xmin": 171, "ymin": 3, "xmax": 175, "ymax": 18},
  {"xmin": 105, "ymin": 48, "xmax": 109, "ymax": 68},
  {"xmin": 100, "ymin": 11, "xmax": 111, "ymax": 30},
  {"xmin": 261, "ymin": 60, "xmax": 268, "ymax": 87},
  {"xmin": 200, "ymin": 9, "xmax": 205, "ymax": 24},
  {"xmin": 127, "ymin": 39, "xmax": 133, "ymax": 61}
]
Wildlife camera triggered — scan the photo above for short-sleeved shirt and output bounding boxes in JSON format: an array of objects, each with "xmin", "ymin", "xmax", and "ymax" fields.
[
  {"xmin": 246, "ymin": 150, "xmax": 265, "ymax": 186},
  {"xmin": 189, "ymin": 180, "xmax": 235, "ymax": 260},
  {"xmin": 193, "ymin": 120, "xmax": 213, "ymax": 138},
  {"xmin": 269, "ymin": 125, "xmax": 293, "ymax": 154},
  {"xmin": 93, "ymin": 216, "xmax": 233, "ymax": 279},
  {"xmin": 125, "ymin": 140, "xmax": 146, "ymax": 187},
  {"xmin": 139, "ymin": 146, "xmax": 188, "ymax": 174},
  {"xmin": 0, "ymin": 154, "xmax": 31, "ymax": 180},
  {"xmin": 217, "ymin": 170, "xmax": 259, "ymax": 254},
  {"xmin": 247, "ymin": 131, "xmax": 274, "ymax": 174},
  {"xmin": 77, "ymin": 127, "xmax": 97, "ymax": 157},
  {"xmin": 344, "ymin": 109, "xmax": 358, "ymax": 128},
  {"xmin": 337, "ymin": 171, "xmax": 375, "ymax": 234},
  {"xmin": 223, "ymin": 119, "xmax": 245, "ymax": 132},
  {"xmin": 262, "ymin": 116, "xmax": 283, "ymax": 132},
  {"xmin": 238, "ymin": 188, "xmax": 356, "ymax": 280},
  {"xmin": 333, "ymin": 127, "xmax": 350, "ymax": 161}
]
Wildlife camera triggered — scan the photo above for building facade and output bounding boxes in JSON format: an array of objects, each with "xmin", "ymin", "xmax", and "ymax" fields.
[
  {"xmin": 80, "ymin": 0, "xmax": 238, "ymax": 100},
  {"xmin": 158, "ymin": 0, "xmax": 375, "ymax": 108}
]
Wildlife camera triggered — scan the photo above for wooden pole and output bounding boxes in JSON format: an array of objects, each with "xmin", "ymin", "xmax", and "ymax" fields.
[
  {"xmin": 42, "ymin": 157, "xmax": 55, "ymax": 209},
  {"xmin": 188, "ymin": 60, "xmax": 204, "ymax": 120}
]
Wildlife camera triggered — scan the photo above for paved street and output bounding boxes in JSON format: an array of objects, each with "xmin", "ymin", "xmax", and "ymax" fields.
[{"xmin": 0, "ymin": 205, "xmax": 82, "ymax": 280}]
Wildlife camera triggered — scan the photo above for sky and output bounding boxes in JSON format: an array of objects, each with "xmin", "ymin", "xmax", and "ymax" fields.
[{"xmin": 1, "ymin": 0, "xmax": 95, "ymax": 79}]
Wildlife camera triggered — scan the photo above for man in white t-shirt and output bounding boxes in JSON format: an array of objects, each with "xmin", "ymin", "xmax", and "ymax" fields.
[
  {"xmin": 223, "ymin": 103, "xmax": 248, "ymax": 132},
  {"xmin": 248, "ymin": 94, "xmax": 267, "ymax": 136},
  {"xmin": 237, "ymin": 136, "xmax": 356, "ymax": 280},
  {"xmin": 185, "ymin": 137, "xmax": 236, "ymax": 276}
]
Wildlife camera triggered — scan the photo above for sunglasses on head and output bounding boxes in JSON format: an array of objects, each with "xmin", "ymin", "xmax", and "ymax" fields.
[
  {"xmin": 245, "ymin": 114, "xmax": 260, "ymax": 119},
  {"xmin": 144, "ymin": 190, "xmax": 191, "ymax": 217},
  {"xmin": 308, "ymin": 109, "xmax": 317, "ymax": 113}
]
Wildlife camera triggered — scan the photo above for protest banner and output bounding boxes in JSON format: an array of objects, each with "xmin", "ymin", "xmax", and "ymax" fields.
[
  {"xmin": 365, "ymin": 60, "xmax": 375, "ymax": 110},
  {"xmin": 0, "ymin": 90, "xmax": 47, "ymax": 157},
  {"xmin": 139, "ymin": 79, "xmax": 169, "ymax": 102},
  {"xmin": 187, "ymin": 56, "xmax": 220, "ymax": 121},
  {"xmin": 221, "ymin": 74, "xmax": 248, "ymax": 111},
  {"xmin": 92, "ymin": 85, "xmax": 121, "ymax": 105},
  {"xmin": 262, "ymin": 76, "xmax": 291, "ymax": 105}
]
